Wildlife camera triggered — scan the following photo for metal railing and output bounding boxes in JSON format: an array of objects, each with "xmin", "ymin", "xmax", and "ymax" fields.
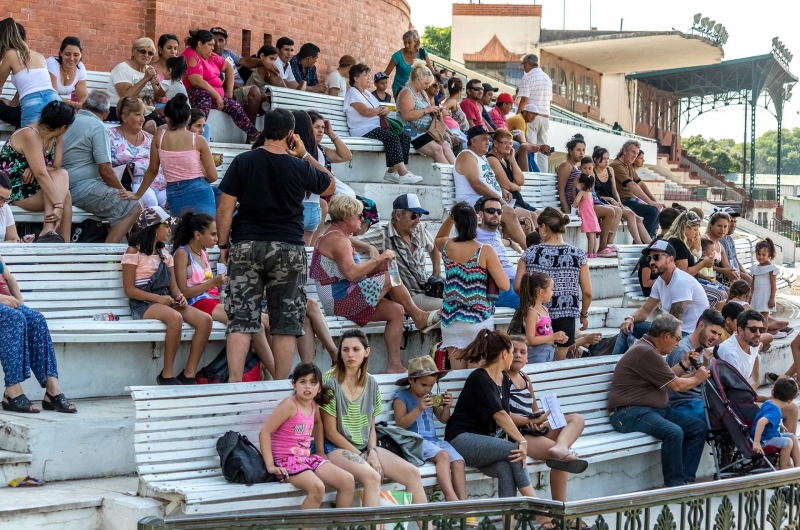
[
  {"xmin": 758, "ymin": 217, "xmax": 800, "ymax": 244},
  {"xmin": 139, "ymin": 468, "xmax": 800, "ymax": 530}
]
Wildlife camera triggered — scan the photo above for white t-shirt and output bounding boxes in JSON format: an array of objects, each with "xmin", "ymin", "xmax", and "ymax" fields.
[
  {"xmin": 326, "ymin": 70, "xmax": 347, "ymax": 96},
  {"xmin": 275, "ymin": 57, "xmax": 296, "ymax": 83},
  {"xmin": 453, "ymin": 149, "xmax": 502, "ymax": 207},
  {"xmin": 717, "ymin": 334, "xmax": 759, "ymax": 381},
  {"xmin": 108, "ymin": 62, "xmax": 154, "ymax": 107},
  {"xmin": 343, "ymin": 87, "xmax": 381, "ymax": 137},
  {"xmin": 0, "ymin": 205, "xmax": 15, "ymax": 241},
  {"xmin": 476, "ymin": 227, "xmax": 513, "ymax": 279},
  {"xmin": 45, "ymin": 56, "xmax": 87, "ymax": 96},
  {"xmin": 650, "ymin": 268, "xmax": 708, "ymax": 334},
  {"xmin": 162, "ymin": 79, "xmax": 188, "ymax": 101}
]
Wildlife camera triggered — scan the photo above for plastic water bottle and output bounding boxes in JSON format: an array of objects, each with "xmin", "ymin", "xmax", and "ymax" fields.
[
  {"xmin": 626, "ymin": 331, "xmax": 637, "ymax": 349},
  {"xmin": 93, "ymin": 313, "xmax": 119, "ymax": 321},
  {"xmin": 388, "ymin": 260, "xmax": 402, "ymax": 287}
]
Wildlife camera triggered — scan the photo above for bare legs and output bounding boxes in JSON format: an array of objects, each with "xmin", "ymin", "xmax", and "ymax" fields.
[
  {"xmin": 417, "ymin": 141, "xmax": 456, "ymax": 165},
  {"xmin": 593, "ymin": 204, "xmax": 622, "ymax": 252},
  {"xmin": 298, "ymin": 299, "xmax": 338, "ymax": 364},
  {"xmin": 620, "ymin": 207, "xmax": 644, "ymax": 244},
  {"xmin": 13, "ymin": 168, "xmax": 73, "ymax": 240},
  {"xmin": 430, "ymin": 451, "xmax": 467, "ymax": 501},
  {"xmin": 106, "ymin": 202, "xmax": 143, "ymax": 243},
  {"xmin": 143, "ymin": 303, "xmax": 212, "ymax": 378},
  {"xmin": 212, "ymin": 304, "xmax": 275, "ymax": 378},
  {"xmin": 522, "ymin": 413, "xmax": 585, "ymax": 501},
  {"xmin": 286, "ymin": 465, "xmax": 355, "ymax": 509},
  {"xmin": 501, "ymin": 204, "xmax": 528, "ymax": 247}
]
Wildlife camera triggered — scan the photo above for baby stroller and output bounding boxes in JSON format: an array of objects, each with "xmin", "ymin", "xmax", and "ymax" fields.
[{"xmin": 701, "ymin": 356, "xmax": 778, "ymax": 479}]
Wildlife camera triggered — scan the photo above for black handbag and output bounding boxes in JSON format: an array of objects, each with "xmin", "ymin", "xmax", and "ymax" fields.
[
  {"xmin": 216, "ymin": 431, "xmax": 276, "ymax": 485},
  {"xmin": 424, "ymin": 275, "xmax": 444, "ymax": 299},
  {"xmin": 71, "ymin": 219, "xmax": 109, "ymax": 243}
]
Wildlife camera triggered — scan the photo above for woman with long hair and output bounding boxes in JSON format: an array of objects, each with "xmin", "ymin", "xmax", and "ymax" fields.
[
  {"xmin": 152, "ymin": 34, "xmax": 180, "ymax": 81},
  {"xmin": 0, "ymin": 18, "xmax": 60, "ymax": 126},
  {"xmin": 46, "ymin": 36, "xmax": 88, "ymax": 108},
  {"xmin": 592, "ymin": 146, "xmax": 649, "ymax": 245},
  {"xmin": 664, "ymin": 211, "xmax": 724, "ymax": 308}
]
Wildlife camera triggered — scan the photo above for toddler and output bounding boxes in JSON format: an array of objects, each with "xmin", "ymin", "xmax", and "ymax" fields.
[
  {"xmin": 751, "ymin": 377, "xmax": 800, "ymax": 469},
  {"xmin": 519, "ymin": 272, "xmax": 568, "ymax": 363},
  {"xmin": 750, "ymin": 238, "xmax": 778, "ymax": 322},
  {"xmin": 699, "ymin": 239, "xmax": 717, "ymax": 281},
  {"xmin": 573, "ymin": 171, "xmax": 600, "ymax": 257},
  {"xmin": 393, "ymin": 356, "xmax": 466, "ymax": 501},
  {"xmin": 162, "ymin": 56, "xmax": 188, "ymax": 101}
]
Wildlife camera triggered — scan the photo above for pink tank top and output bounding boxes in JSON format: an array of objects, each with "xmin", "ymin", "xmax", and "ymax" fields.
[
  {"xmin": 158, "ymin": 129, "xmax": 204, "ymax": 183},
  {"xmin": 270, "ymin": 397, "xmax": 316, "ymax": 460},
  {"xmin": 534, "ymin": 310, "xmax": 553, "ymax": 337}
]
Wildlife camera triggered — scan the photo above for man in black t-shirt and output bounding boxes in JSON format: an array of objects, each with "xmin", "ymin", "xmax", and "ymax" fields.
[{"xmin": 217, "ymin": 109, "xmax": 334, "ymax": 381}]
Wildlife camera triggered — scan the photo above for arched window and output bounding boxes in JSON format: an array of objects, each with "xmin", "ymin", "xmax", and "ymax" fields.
[
  {"xmin": 549, "ymin": 66, "xmax": 557, "ymax": 94},
  {"xmin": 649, "ymin": 101, "xmax": 655, "ymax": 126},
  {"xmin": 576, "ymin": 77, "xmax": 584, "ymax": 103},
  {"xmin": 584, "ymin": 77, "xmax": 592, "ymax": 105},
  {"xmin": 569, "ymin": 73, "xmax": 575, "ymax": 101},
  {"xmin": 559, "ymin": 69, "xmax": 567, "ymax": 98}
]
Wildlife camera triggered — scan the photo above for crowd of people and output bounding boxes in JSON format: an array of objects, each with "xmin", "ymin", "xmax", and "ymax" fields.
[{"xmin": 2, "ymin": 17, "xmax": 800, "ymax": 509}]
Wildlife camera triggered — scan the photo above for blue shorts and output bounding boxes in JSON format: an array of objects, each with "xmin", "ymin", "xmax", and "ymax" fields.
[
  {"xmin": 303, "ymin": 201, "xmax": 322, "ymax": 232},
  {"xmin": 763, "ymin": 433, "xmax": 795, "ymax": 449},
  {"xmin": 166, "ymin": 177, "xmax": 216, "ymax": 217},
  {"xmin": 20, "ymin": 90, "xmax": 60, "ymax": 126},
  {"xmin": 423, "ymin": 439, "xmax": 464, "ymax": 462},
  {"xmin": 310, "ymin": 439, "xmax": 340, "ymax": 456},
  {"xmin": 527, "ymin": 343, "xmax": 555, "ymax": 364}
]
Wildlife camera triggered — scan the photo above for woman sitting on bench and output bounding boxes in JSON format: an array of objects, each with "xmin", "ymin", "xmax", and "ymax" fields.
[{"xmin": 0, "ymin": 255, "xmax": 76, "ymax": 413}]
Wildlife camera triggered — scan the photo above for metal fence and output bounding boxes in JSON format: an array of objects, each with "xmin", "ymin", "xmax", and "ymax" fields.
[
  {"xmin": 758, "ymin": 218, "xmax": 800, "ymax": 244},
  {"xmin": 139, "ymin": 468, "xmax": 800, "ymax": 530}
]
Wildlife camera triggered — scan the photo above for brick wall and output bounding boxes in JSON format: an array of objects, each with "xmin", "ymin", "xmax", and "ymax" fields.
[
  {"xmin": 452, "ymin": 4, "xmax": 542, "ymax": 17},
  {"xmin": 7, "ymin": 0, "xmax": 411, "ymax": 76}
]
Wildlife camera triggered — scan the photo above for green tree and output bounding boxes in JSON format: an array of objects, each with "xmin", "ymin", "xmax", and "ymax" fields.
[
  {"xmin": 683, "ymin": 134, "xmax": 742, "ymax": 174},
  {"xmin": 750, "ymin": 128, "xmax": 800, "ymax": 174},
  {"xmin": 421, "ymin": 26, "xmax": 451, "ymax": 60}
]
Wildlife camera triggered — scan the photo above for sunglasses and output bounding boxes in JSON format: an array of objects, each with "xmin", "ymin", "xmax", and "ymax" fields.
[
  {"xmin": 405, "ymin": 211, "xmax": 420, "ymax": 220},
  {"xmin": 686, "ymin": 212, "xmax": 701, "ymax": 222},
  {"xmin": 483, "ymin": 208, "xmax": 502, "ymax": 215},
  {"xmin": 468, "ymin": 87, "xmax": 483, "ymax": 91},
  {"xmin": 648, "ymin": 253, "xmax": 670, "ymax": 262},
  {"xmin": 745, "ymin": 326, "xmax": 766, "ymax": 334},
  {"xmin": 137, "ymin": 49, "xmax": 155, "ymax": 56}
]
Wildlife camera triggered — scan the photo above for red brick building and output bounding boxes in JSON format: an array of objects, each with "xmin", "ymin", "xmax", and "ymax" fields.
[{"xmin": 6, "ymin": 0, "xmax": 411, "ymax": 75}]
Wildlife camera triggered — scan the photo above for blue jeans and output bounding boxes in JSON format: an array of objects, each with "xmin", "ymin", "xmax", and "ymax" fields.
[
  {"xmin": 166, "ymin": 178, "xmax": 216, "ymax": 217},
  {"xmin": 622, "ymin": 198, "xmax": 659, "ymax": 238},
  {"xmin": 20, "ymin": 90, "xmax": 60, "ymax": 126},
  {"xmin": 610, "ymin": 405, "xmax": 707, "ymax": 487},
  {"xmin": 611, "ymin": 321, "xmax": 652, "ymax": 356},
  {"xmin": 496, "ymin": 275, "xmax": 520, "ymax": 309},
  {"xmin": 671, "ymin": 399, "xmax": 705, "ymax": 422}
]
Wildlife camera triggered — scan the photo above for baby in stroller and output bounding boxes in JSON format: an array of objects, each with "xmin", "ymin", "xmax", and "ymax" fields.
[{"xmin": 751, "ymin": 377, "xmax": 800, "ymax": 469}]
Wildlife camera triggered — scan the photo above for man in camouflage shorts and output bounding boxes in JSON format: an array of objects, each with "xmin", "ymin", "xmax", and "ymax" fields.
[{"xmin": 217, "ymin": 109, "xmax": 334, "ymax": 380}]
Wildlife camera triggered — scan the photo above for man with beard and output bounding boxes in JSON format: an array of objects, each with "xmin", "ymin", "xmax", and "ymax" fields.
[
  {"xmin": 612, "ymin": 240, "xmax": 709, "ymax": 356},
  {"xmin": 474, "ymin": 196, "xmax": 520, "ymax": 309},
  {"xmin": 717, "ymin": 310, "xmax": 766, "ymax": 392},
  {"xmin": 664, "ymin": 309, "xmax": 725, "ymax": 420}
]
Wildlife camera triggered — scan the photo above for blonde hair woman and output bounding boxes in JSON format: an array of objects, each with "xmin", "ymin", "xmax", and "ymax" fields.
[
  {"xmin": 397, "ymin": 60, "xmax": 455, "ymax": 164},
  {"xmin": 310, "ymin": 195, "xmax": 440, "ymax": 373},
  {"xmin": 106, "ymin": 37, "xmax": 166, "ymax": 132},
  {"xmin": 665, "ymin": 211, "xmax": 724, "ymax": 308},
  {"xmin": 0, "ymin": 18, "xmax": 60, "ymax": 126}
]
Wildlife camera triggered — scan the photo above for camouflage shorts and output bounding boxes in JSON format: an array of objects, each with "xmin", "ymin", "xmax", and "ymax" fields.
[{"xmin": 225, "ymin": 241, "xmax": 307, "ymax": 335}]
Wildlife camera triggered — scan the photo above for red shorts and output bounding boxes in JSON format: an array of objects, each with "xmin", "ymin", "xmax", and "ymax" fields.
[{"xmin": 192, "ymin": 298, "xmax": 220, "ymax": 315}]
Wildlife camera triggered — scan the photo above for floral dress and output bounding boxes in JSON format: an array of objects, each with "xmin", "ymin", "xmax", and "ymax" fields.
[
  {"xmin": 0, "ymin": 127, "xmax": 56, "ymax": 202},
  {"xmin": 108, "ymin": 127, "xmax": 165, "ymax": 191}
]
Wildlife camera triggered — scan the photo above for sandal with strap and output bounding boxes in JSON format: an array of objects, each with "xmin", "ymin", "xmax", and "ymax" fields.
[
  {"xmin": 41, "ymin": 392, "xmax": 77, "ymax": 413},
  {"xmin": 2, "ymin": 393, "xmax": 39, "ymax": 413}
]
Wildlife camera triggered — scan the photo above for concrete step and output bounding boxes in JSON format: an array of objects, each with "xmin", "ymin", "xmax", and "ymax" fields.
[
  {"xmin": 0, "ymin": 449, "xmax": 31, "ymax": 488},
  {"xmin": 0, "ymin": 476, "xmax": 161, "ymax": 530},
  {"xmin": 0, "ymin": 398, "xmax": 135, "ymax": 483}
]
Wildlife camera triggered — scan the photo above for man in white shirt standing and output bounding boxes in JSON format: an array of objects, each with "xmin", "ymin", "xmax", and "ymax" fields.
[
  {"xmin": 516, "ymin": 54, "xmax": 552, "ymax": 172},
  {"xmin": 718, "ymin": 309, "xmax": 800, "ymax": 434}
]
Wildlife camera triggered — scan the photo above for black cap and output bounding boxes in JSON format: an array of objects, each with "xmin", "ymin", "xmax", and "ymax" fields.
[
  {"xmin": 482, "ymin": 82, "xmax": 498, "ymax": 93},
  {"xmin": 466, "ymin": 125, "xmax": 490, "ymax": 141},
  {"xmin": 209, "ymin": 27, "xmax": 228, "ymax": 38},
  {"xmin": 642, "ymin": 239, "xmax": 676, "ymax": 258}
]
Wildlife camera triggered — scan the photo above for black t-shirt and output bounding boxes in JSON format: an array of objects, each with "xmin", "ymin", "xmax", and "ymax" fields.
[
  {"xmin": 668, "ymin": 238, "xmax": 695, "ymax": 268},
  {"xmin": 219, "ymin": 149, "xmax": 331, "ymax": 246},
  {"xmin": 445, "ymin": 369, "xmax": 511, "ymax": 441}
]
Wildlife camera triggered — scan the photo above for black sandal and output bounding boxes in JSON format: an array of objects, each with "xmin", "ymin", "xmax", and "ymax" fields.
[
  {"xmin": 2, "ymin": 393, "xmax": 39, "ymax": 413},
  {"xmin": 41, "ymin": 392, "xmax": 77, "ymax": 413}
]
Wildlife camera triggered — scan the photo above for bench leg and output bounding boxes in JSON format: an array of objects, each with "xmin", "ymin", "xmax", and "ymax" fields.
[{"xmin": 622, "ymin": 295, "xmax": 629, "ymax": 308}]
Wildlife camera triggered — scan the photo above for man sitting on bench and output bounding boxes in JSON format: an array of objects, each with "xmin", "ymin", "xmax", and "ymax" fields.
[{"xmin": 608, "ymin": 314, "xmax": 710, "ymax": 487}]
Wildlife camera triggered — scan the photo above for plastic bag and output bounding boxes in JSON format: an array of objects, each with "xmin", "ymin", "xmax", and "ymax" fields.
[{"xmin": 359, "ymin": 490, "xmax": 413, "ymax": 529}]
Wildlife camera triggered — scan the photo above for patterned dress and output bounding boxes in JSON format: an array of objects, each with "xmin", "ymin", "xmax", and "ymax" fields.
[
  {"xmin": 0, "ymin": 127, "xmax": 56, "ymax": 202},
  {"xmin": 309, "ymin": 230, "xmax": 386, "ymax": 326},
  {"xmin": 522, "ymin": 244, "xmax": 586, "ymax": 319},
  {"xmin": 108, "ymin": 127, "xmax": 166, "ymax": 191},
  {"xmin": 441, "ymin": 242, "xmax": 494, "ymax": 349}
]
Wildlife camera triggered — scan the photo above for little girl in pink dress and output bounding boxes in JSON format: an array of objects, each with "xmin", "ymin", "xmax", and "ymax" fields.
[{"xmin": 573, "ymin": 173, "xmax": 601, "ymax": 257}]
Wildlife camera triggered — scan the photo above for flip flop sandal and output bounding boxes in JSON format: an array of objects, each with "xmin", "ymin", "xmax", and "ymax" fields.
[
  {"xmin": 41, "ymin": 392, "xmax": 77, "ymax": 413},
  {"xmin": 766, "ymin": 372, "xmax": 780, "ymax": 384},
  {"xmin": 2, "ymin": 393, "xmax": 39, "ymax": 413},
  {"xmin": 546, "ymin": 455, "xmax": 589, "ymax": 474},
  {"xmin": 422, "ymin": 310, "xmax": 441, "ymax": 333}
]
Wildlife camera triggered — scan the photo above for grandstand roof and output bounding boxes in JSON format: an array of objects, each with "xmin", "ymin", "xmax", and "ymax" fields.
[
  {"xmin": 540, "ymin": 30, "xmax": 722, "ymax": 74},
  {"xmin": 626, "ymin": 54, "xmax": 797, "ymax": 96}
]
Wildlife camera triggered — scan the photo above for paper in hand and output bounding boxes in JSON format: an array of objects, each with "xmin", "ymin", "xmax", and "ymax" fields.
[{"xmin": 540, "ymin": 394, "xmax": 567, "ymax": 430}]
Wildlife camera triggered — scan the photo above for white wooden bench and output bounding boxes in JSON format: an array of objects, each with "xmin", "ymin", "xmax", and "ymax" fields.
[
  {"xmin": 434, "ymin": 164, "xmax": 581, "ymax": 226},
  {"xmin": 10, "ymin": 205, "xmax": 95, "ymax": 226},
  {"xmin": 128, "ymin": 356, "xmax": 660, "ymax": 515},
  {"xmin": 616, "ymin": 235, "xmax": 795, "ymax": 307}
]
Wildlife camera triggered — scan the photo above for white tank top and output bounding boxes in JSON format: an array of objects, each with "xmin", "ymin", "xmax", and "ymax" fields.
[
  {"xmin": 11, "ymin": 52, "xmax": 56, "ymax": 100},
  {"xmin": 453, "ymin": 148, "xmax": 502, "ymax": 207}
]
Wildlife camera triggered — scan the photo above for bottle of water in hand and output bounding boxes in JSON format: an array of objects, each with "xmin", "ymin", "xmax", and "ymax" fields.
[{"xmin": 388, "ymin": 260, "xmax": 402, "ymax": 287}]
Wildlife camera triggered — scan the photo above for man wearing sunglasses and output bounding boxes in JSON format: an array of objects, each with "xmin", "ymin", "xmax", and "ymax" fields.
[
  {"xmin": 459, "ymin": 80, "xmax": 494, "ymax": 130},
  {"xmin": 475, "ymin": 196, "xmax": 520, "ymax": 309},
  {"xmin": 612, "ymin": 240, "xmax": 709, "ymax": 356}
]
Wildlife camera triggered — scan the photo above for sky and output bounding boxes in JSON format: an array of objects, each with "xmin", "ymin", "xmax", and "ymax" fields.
[{"xmin": 404, "ymin": 0, "xmax": 800, "ymax": 142}]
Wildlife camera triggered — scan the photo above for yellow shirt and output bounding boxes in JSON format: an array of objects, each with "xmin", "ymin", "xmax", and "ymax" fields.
[{"xmin": 506, "ymin": 114, "xmax": 527, "ymax": 135}]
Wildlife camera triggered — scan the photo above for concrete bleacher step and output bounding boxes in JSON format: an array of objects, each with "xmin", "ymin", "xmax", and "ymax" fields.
[
  {"xmin": 0, "ymin": 449, "xmax": 31, "ymax": 487},
  {"xmin": 0, "ymin": 476, "xmax": 161, "ymax": 530}
]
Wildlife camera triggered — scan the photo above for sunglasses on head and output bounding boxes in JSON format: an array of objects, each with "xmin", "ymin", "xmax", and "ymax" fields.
[
  {"xmin": 686, "ymin": 212, "xmax": 701, "ymax": 222},
  {"xmin": 745, "ymin": 326, "xmax": 766, "ymax": 334},
  {"xmin": 137, "ymin": 49, "xmax": 155, "ymax": 56},
  {"xmin": 483, "ymin": 207, "xmax": 502, "ymax": 215}
]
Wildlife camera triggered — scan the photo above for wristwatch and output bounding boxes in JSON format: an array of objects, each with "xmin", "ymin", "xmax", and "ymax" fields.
[{"xmin": 218, "ymin": 242, "xmax": 231, "ymax": 250}]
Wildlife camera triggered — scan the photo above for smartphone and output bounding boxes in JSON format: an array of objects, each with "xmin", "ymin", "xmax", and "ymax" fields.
[
  {"xmin": 287, "ymin": 132, "xmax": 296, "ymax": 151},
  {"xmin": 429, "ymin": 394, "xmax": 445, "ymax": 407},
  {"xmin": 528, "ymin": 411, "xmax": 545, "ymax": 419}
]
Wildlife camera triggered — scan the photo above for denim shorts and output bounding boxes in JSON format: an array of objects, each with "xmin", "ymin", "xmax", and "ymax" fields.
[
  {"xmin": 303, "ymin": 201, "xmax": 321, "ymax": 232},
  {"xmin": 20, "ymin": 90, "xmax": 60, "ymax": 126},
  {"xmin": 763, "ymin": 433, "xmax": 795, "ymax": 449},
  {"xmin": 310, "ymin": 439, "xmax": 341, "ymax": 456},
  {"xmin": 166, "ymin": 177, "xmax": 216, "ymax": 216},
  {"xmin": 422, "ymin": 439, "xmax": 464, "ymax": 462}
]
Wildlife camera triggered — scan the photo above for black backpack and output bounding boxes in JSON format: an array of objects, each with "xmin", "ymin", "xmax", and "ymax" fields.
[
  {"xmin": 71, "ymin": 219, "xmax": 109, "ymax": 243},
  {"xmin": 216, "ymin": 431, "xmax": 276, "ymax": 485}
]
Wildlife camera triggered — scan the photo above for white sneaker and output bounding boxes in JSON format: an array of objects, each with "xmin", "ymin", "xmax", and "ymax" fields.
[{"xmin": 383, "ymin": 171, "xmax": 423, "ymax": 184}]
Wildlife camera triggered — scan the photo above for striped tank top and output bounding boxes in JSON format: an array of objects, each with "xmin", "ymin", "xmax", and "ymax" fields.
[
  {"xmin": 441, "ymin": 241, "xmax": 493, "ymax": 326},
  {"xmin": 508, "ymin": 373, "xmax": 534, "ymax": 417}
]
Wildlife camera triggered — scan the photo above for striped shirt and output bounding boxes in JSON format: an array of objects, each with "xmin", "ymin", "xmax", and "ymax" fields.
[
  {"xmin": 517, "ymin": 68, "xmax": 552, "ymax": 116},
  {"xmin": 360, "ymin": 221, "xmax": 435, "ymax": 295},
  {"xmin": 441, "ymin": 242, "xmax": 493, "ymax": 326},
  {"xmin": 508, "ymin": 374, "xmax": 534, "ymax": 417},
  {"xmin": 321, "ymin": 370, "xmax": 381, "ymax": 451}
]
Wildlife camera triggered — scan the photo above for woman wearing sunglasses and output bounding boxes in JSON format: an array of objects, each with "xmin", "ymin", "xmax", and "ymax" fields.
[{"xmin": 105, "ymin": 38, "xmax": 166, "ymax": 131}]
